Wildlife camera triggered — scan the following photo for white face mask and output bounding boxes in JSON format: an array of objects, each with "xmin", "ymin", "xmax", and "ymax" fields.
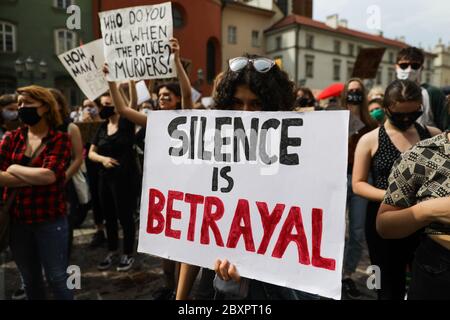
[{"xmin": 396, "ymin": 66, "xmax": 421, "ymax": 82}]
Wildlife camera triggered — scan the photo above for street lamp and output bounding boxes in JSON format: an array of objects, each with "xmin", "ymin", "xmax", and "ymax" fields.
[{"xmin": 14, "ymin": 56, "xmax": 48, "ymax": 84}]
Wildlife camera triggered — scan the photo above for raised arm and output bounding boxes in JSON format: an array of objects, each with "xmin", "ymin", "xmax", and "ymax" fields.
[
  {"xmin": 103, "ymin": 64, "xmax": 147, "ymax": 128},
  {"xmin": 170, "ymin": 38, "xmax": 193, "ymax": 109}
]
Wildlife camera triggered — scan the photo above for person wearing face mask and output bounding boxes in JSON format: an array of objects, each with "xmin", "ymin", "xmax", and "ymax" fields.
[
  {"xmin": 293, "ymin": 87, "xmax": 319, "ymax": 111},
  {"xmin": 368, "ymin": 98, "xmax": 386, "ymax": 126},
  {"xmin": 395, "ymin": 47, "xmax": 448, "ymax": 131},
  {"xmin": 88, "ymin": 92, "xmax": 139, "ymax": 272},
  {"xmin": 0, "ymin": 94, "xmax": 19, "ymax": 139},
  {"xmin": 339, "ymin": 78, "xmax": 377, "ymax": 299},
  {"xmin": 352, "ymin": 79, "xmax": 441, "ymax": 299},
  {"xmin": 0, "ymin": 86, "xmax": 72, "ymax": 300}
]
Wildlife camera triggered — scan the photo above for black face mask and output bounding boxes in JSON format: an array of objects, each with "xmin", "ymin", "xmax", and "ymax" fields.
[
  {"xmin": 18, "ymin": 107, "xmax": 42, "ymax": 126},
  {"xmin": 386, "ymin": 108, "xmax": 423, "ymax": 131},
  {"xmin": 346, "ymin": 91, "xmax": 363, "ymax": 105},
  {"xmin": 99, "ymin": 106, "xmax": 115, "ymax": 119},
  {"xmin": 296, "ymin": 97, "xmax": 315, "ymax": 108}
]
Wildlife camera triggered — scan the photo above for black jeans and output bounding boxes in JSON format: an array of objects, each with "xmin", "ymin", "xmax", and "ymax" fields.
[
  {"xmin": 366, "ymin": 201, "xmax": 420, "ymax": 300},
  {"xmin": 98, "ymin": 170, "xmax": 136, "ymax": 255},
  {"xmin": 408, "ymin": 236, "xmax": 450, "ymax": 300}
]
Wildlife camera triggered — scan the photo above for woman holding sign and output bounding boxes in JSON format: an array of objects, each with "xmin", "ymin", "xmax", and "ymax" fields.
[
  {"xmin": 102, "ymin": 37, "xmax": 194, "ymax": 298},
  {"xmin": 176, "ymin": 54, "xmax": 320, "ymax": 300},
  {"xmin": 352, "ymin": 80, "xmax": 440, "ymax": 299}
]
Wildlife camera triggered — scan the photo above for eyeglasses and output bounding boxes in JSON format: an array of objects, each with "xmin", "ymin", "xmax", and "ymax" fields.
[
  {"xmin": 398, "ymin": 62, "xmax": 422, "ymax": 70},
  {"xmin": 229, "ymin": 57, "xmax": 276, "ymax": 73}
]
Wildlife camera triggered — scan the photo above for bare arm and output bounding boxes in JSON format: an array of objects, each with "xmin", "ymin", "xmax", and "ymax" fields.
[
  {"xmin": 352, "ymin": 131, "xmax": 385, "ymax": 202},
  {"xmin": 7, "ymin": 165, "xmax": 56, "ymax": 186},
  {"xmin": 176, "ymin": 263, "xmax": 200, "ymax": 300},
  {"xmin": 103, "ymin": 65, "xmax": 147, "ymax": 128},
  {"xmin": 170, "ymin": 38, "xmax": 193, "ymax": 109},
  {"xmin": 88, "ymin": 144, "xmax": 119, "ymax": 169},
  {"xmin": 128, "ymin": 80, "xmax": 138, "ymax": 110},
  {"xmin": 0, "ymin": 171, "xmax": 30, "ymax": 187},
  {"xmin": 376, "ymin": 197, "xmax": 450, "ymax": 239},
  {"xmin": 426, "ymin": 126, "xmax": 442, "ymax": 137},
  {"xmin": 65, "ymin": 123, "xmax": 83, "ymax": 182}
]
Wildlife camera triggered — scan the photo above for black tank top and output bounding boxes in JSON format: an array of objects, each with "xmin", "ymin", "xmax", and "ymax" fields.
[{"xmin": 371, "ymin": 123, "xmax": 431, "ymax": 190}]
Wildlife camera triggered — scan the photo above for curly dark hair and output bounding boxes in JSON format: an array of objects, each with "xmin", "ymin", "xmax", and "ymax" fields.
[
  {"xmin": 214, "ymin": 54, "xmax": 295, "ymax": 111},
  {"xmin": 396, "ymin": 47, "xmax": 425, "ymax": 65}
]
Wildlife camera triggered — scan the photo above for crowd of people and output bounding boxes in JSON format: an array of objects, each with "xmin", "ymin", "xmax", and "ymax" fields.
[{"xmin": 0, "ymin": 41, "xmax": 449, "ymax": 301}]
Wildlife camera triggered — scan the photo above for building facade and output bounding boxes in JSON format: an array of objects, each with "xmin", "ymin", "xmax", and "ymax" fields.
[
  {"xmin": 264, "ymin": 14, "xmax": 435, "ymax": 90},
  {"xmin": 433, "ymin": 41, "xmax": 450, "ymax": 87},
  {"xmin": 0, "ymin": 0, "xmax": 94, "ymax": 105},
  {"xmin": 221, "ymin": 0, "xmax": 283, "ymax": 70},
  {"xmin": 94, "ymin": 0, "xmax": 222, "ymax": 95}
]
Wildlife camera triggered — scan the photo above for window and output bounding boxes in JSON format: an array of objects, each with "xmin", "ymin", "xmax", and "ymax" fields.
[
  {"xmin": 426, "ymin": 73, "xmax": 431, "ymax": 84},
  {"xmin": 54, "ymin": 0, "xmax": 74, "ymax": 9},
  {"xmin": 426, "ymin": 59, "xmax": 432, "ymax": 70},
  {"xmin": 252, "ymin": 30, "xmax": 260, "ymax": 48},
  {"xmin": 376, "ymin": 69, "xmax": 382, "ymax": 85},
  {"xmin": 172, "ymin": 5, "xmax": 184, "ymax": 28},
  {"xmin": 305, "ymin": 55, "xmax": 314, "ymax": 78},
  {"xmin": 228, "ymin": 26, "xmax": 237, "ymax": 44},
  {"xmin": 387, "ymin": 68, "xmax": 395, "ymax": 83},
  {"xmin": 357, "ymin": 46, "xmax": 363, "ymax": 55},
  {"xmin": 388, "ymin": 52, "xmax": 394, "ymax": 63},
  {"xmin": 348, "ymin": 43, "xmax": 354, "ymax": 56},
  {"xmin": 334, "ymin": 40, "xmax": 341, "ymax": 54},
  {"xmin": 306, "ymin": 34, "xmax": 314, "ymax": 49},
  {"xmin": 0, "ymin": 21, "xmax": 16, "ymax": 53},
  {"xmin": 54, "ymin": 29, "xmax": 77, "ymax": 55},
  {"xmin": 275, "ymin": 36, "xmax": 282, "ymax": 50},
  {"xmin": 333, "ymin": 60, "xmax": 341, "ymax": 81}
]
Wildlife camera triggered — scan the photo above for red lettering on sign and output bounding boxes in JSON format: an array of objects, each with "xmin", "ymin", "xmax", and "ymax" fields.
[{"xmin": 226, "ymin": 199, "xmax": 255, "ymax": 252}]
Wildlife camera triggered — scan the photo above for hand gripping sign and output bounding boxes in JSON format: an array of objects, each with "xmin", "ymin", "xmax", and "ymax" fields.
[
  {"xmin": 98, "ymin": 2, "xmax": 176, "ymax": 81},
  {"xmin": 138, "ymin": 110, "xmax": 349, "ymax": 299}
]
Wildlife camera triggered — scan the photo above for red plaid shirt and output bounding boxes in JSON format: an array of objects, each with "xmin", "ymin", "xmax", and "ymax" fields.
[{"xmin": 0, "ymin": 127, "xmax": 72, "ymax": 224}]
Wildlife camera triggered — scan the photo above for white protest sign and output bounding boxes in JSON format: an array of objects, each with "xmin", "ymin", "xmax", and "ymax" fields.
[
  {"xmin": 138, "ymin": 110, "xmax": 349, "ymax": 300},
  {"xmin": 191, "ymin": 88, "xmax": 202, "ymax": 104},
  {"xmin": 58, "ymin": 39, "xmax": 108, "ymax": 101},
  {"xmin": 136, "ymin": 80, "xmax": 151, "ymax": 105},
  {"xmin": 98, "ymin": 2, "xmax": 176, "ymax": 81}
]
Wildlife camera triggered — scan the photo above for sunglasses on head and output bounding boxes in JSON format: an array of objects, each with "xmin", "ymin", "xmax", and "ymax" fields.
[
  {"xmin": 229, "ymin": 57, "xmax": 276, "ymax": 73},
  {"xmin": 398, "ymin": 62, "xmax": 422, "ymax": 70}
]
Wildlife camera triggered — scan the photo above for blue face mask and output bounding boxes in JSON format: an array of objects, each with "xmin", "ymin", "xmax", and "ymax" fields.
[{"xmin": 2, "ymin": 109, "xmax": 18, "ymax": 121}]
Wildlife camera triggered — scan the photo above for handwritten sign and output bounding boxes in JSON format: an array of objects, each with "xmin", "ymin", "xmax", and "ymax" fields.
[
  {"xmin": 138, "ymin": 110, "xmax": 349, "ymax": 299},
  {"xmin": 58, "ymin": 39, "xmax": 108, "ymax": 101},
  {"xmin": 98, "ymin": 2, "xmax": 176, "ymax": 81}
]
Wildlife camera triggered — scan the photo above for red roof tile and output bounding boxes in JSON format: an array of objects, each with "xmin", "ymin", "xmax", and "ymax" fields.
[{"xmin": 266, "ymin": 15, "xmax": 409, "ymax": 49}]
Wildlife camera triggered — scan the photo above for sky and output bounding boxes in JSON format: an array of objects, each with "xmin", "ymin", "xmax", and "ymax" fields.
[{"xmin": 313, "ymin": 0, "xmax": 450, "ymax": 50}]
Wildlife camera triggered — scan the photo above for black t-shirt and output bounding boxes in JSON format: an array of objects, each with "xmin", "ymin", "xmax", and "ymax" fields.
[{"xmin": 91, "ymin": 117, "xmax": 137, "ymax": 176}]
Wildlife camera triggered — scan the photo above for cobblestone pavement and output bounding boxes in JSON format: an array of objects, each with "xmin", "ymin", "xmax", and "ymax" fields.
[{"xmin": 1, "ymin": 215, "xmax": 377, "ymax": 300}]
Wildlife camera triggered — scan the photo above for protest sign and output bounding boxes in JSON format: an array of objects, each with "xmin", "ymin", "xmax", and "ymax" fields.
[
  {"xmin": 352, "ymin": 47, "xmax": 386, "ymax": 79},
  {"xmin": 136, "ymin": 80, "xmax": 152, "ymax": 105},
  {"xmin": 75, "ymin": 121, "xmax": 103, "ymax": 145},
  {"xmin": 138, "ymin": 110, "xmax": 349, "ymax": 299},
  {"xmin": 58, "ymin": 39, "xmax": 108, "ymax": 101},
  {"xmin": 98, "ymin": 2, "xmax": 176, "ymax": 81}
]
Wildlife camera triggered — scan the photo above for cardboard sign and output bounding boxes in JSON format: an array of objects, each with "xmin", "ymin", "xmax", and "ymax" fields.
[
  {"xmin": 58, "ymin": 39, "xmax": 108, "ymax": 101},
  {"xmin": 352, "ymin": 47, "xmax": 386, "ymax": 79},
  {"xmin": 98, "ymin": 2, "xmax": 176, "ymax": 81},
  {"xmin": 138, "ymin": 110, "xmax": 349, "ymax": 299},
  {"xmin": 75, "ymin": 121, "xmax": 103, "ymax": 145}
]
